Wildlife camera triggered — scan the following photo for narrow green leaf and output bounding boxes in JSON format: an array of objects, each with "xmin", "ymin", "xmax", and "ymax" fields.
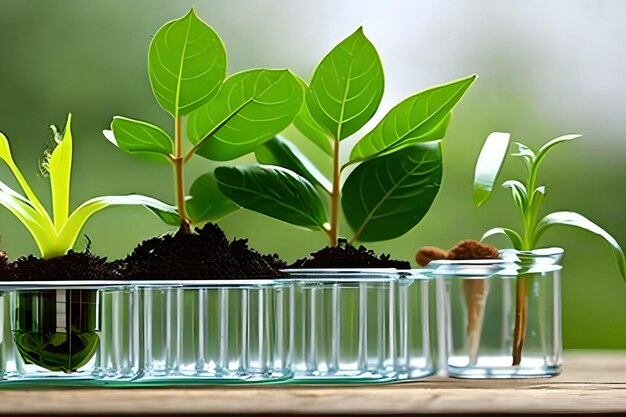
[
  {"xmin": 148, "ymin": 8, "xmax": 227, "ymax": 116},
  {"xmin": 187, "ymin": 69, "xmax": 303, "ymax": 161},
  {"xmin": 473, "ymin": 131, "xmax": 511, "ymax": 207},
  {"xmin": 105, "ymin": 116, "xmax": 173, "ymax": 158},
  {"xmin": 215, "ymin": 165, "xmax": 328, "ymax": 230},
  {"xmin": 58, "ymin": 195, "xmax": 178, "ymax": 256},
  {"xmin": 292, "ymin": 76, "xmax": 333, "ymax": 156},
  {"xmin": 306, "ymin": 27, "xmax": 384, "ymax": 140},
  {"xmin": 481, "ymin": 227, "xmax": 524, "ymax": 251},
  {"xmin": 350, "ymin": 74, "xmax": 477, "ymax": 162},
  {"xmin": 535, "ymin": 211, "xmax": 626, "ymax": 281},
  {"xmin": 48, "ymin": 114, "xmax": 73, "ymax": 229},
  {"xmin": 187, "ymin": 172, "xmax": 239, "ymax": 224},
  {"xmin": 533, "ymin": 134, "xmax": 581, "ymax": 171},
  {"xmin": 511, "ymin": 141, "xmax": 535, "ymax": 168},
  {"xmin": 342, "ymin": 142, "xmax": 443, "ymax": 242},
  {"xmin": 255, "ymin": 136, "xmax": 331, "ymax": 193},
  {"xmin": 0, "ymin": 132, "xmax": 49, "ymax": 219},
  {"xmin": 502, "ymin": 180, "xmax": 528, "ymax": 212},
  {"xmin": 0, "ymin": 183, "xmax": 56, "ymax": 258}
]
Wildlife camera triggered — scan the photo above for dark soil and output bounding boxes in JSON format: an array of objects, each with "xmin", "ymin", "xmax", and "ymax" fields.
[
  {"xmin": 288, "ymin": 239, "xmax": 410, "ymax": 269},
  {"xmin": 117, "ymin": 223, "xmax": 282, "ymax": 280},
  {"xmin": 8, "ymin": 251, "xmax": 117, "ymax": 281}
]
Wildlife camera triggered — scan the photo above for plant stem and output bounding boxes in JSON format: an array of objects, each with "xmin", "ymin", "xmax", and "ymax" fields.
[
  {"xmin": 174, "ymin": 115, "xmax": 191, "ymax": 234},
  {"xmin": 329, "ymin": 137, "xmax": 341, "ymax": 246}
]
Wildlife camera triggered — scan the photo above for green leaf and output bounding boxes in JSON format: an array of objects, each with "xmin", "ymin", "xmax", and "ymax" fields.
[
  {"xmin": 187, "ymin": 69, "xmax": 303, "ymax": 161},
  {"xmin": 255, "ymin": 136, "xmax": 331, "ymax": 193},
  {"xmin": 306, "ymin": 27, "xmax": 384, "ymax": 140},
  {"xmin": 342, "ymin": 142, "xmax": 443, "ymax": 242},
  {"xmin": 215, "ymin": 165, "xmax": 328, "ymax": 231},
  {"xmin": 534, "ymin": 134, "xmax": 581, "ymax": 170},
  {"xmin": 48, "ymin": 115, "xmax": 73, "ymax": 229},
  {"xmin": 535, "ymin": 211, "xmax": 626, "ymax": 281},
  {"xmin": 148, "ymin": 205, "xmax": 181, "ymax": 227},
  {"xmin": 148, "ymin": 8, "xmax": 227, "ymax": 116},
  {"xmin": 511, "ymin": 141, "xmax": 535, "ymax": 168},
  {"xmin": 473, "ymin": 132, "xmax": 511, "ymax": 207},
  {"xmin": 502, "ymin": 180, "xmax": 528, "ymax": 212},
  {"xmin": 57, "ymin": 195, "xmax": 178, "ymax": 257},
  {"xmin": 0, "ymin": 132, "xmax": 49, "ymax": 219},
  {"xmin": 292, "ymin": 76, "xmax": 333, "ymax": 156},
  {"xmin": 481, "ymin": 227, "xmax": 524, "ymax": 251},
  {"xmin": 350, "ymin": 74, "xmax": 477, "ymax": 163},
  {"xmin": 105, "ymin": 117, "xmax": 173, "ymax": 158},
  {"xmin": 187, "ymin": 172, "xmax": 239, "ymax": 224}
]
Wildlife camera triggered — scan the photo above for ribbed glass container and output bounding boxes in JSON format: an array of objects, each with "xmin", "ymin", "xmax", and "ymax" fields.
[
  {"xmin": 135, "ymin": 280, "xmax": 291, "ymax": 384},
  {"xmin": 281, "ymin": 269, "xmax": 436, "ymax": 383},
  {"xmin": 431, "ymin": 248, "xmax": 563, "ymax": 378}
]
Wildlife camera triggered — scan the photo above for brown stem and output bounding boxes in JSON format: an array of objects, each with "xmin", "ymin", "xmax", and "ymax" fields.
[
  {"xmin": 174, "ymin": 115, "xmax": 191, "ymax": 234},
  {"xmin": 328, "ymin": 137, "xmax": 341, "ymax": 246},
  {"xmin": 512, "ymin": 274, "xmax": 530, "ymax": 365}
]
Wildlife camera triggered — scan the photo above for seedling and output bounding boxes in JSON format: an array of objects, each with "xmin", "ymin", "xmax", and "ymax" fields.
[
  {"xmin": 0, "ymin": 114, "xmax": 173, "ymax": 259},
  {"xmin": 215, "ymin": 28, "xmax": 476, "ymax": 245},
  {"xmin": 474, "ymin": 131, "xmax": 626, "ymax": 365},
  {"xmin": 104, "ymin": 8, "xmax": 303, "ymax": 233},
  {"xmin": 0, "ymin": 114, "xmax": 174, "ymax": 373}
]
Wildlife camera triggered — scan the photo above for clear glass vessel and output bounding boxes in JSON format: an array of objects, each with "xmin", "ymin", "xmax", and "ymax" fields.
[
  {"xmin": 282, "ymin": 269, "xmax": 436, "ymax": 383},
  {"xmin": 432, "ymin": 248, "xmax": 563, "ymax": 379},
  {"xmin": 94, "ymin": 286, "xmax": 140, "ymax": 382},
  {"xmin": 135, "ymin": 280, "xmax": 290, "ymax": 384}
]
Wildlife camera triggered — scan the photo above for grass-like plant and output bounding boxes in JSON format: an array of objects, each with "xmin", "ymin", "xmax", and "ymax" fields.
[
  {"xmin": 215, "ymin": 28, "xmax": 477, "ymax": 245},
  {"xmin": 474, "ymin": 131, "xmax": 626, "ymax": 365},
  {"xmin": 0, "ymin": 114, "xmax": 173, "ymax": 259},
  {"xmin": 104, "ymin": 8, "xmax": 303, "ymax": 233}
]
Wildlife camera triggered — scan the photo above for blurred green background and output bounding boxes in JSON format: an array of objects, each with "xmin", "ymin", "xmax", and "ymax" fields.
[{"xmin": 0, "ymin": 0, "xmax": 624, "ymax": 349}]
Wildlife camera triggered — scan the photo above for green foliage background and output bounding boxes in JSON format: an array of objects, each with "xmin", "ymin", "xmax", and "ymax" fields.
[{"xmin": 0, "ymin": 0, "xmax": 625, "ymax": 349}]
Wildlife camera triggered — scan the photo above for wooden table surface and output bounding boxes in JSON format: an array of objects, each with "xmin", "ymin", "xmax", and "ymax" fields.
[{"xmin": 1, "ymin": 351, "xmax": 625, "ymax": 416}]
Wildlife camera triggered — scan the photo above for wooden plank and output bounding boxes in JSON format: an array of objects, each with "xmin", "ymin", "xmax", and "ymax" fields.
[{"xmin": 1, "ymin": 352, "xmax": 626, "ymax": 415}]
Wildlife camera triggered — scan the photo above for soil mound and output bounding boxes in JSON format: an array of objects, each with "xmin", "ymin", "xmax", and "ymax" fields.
[
  {"xmin": 9, "ymin": 251, "xmax": 117, "ymax": 281},
  {"xmin": 288, "ymin": 239, "xmax": 410, "ymax": 269},
  {"xmin": 119, "ymin": 223, "xmax": 282, "ymax": 280}
]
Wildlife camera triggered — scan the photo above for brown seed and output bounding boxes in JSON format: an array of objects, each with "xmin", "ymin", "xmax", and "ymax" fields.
[
  {"xmin": 415, "ymin": 246, "xmax": 448, "ymax": 266},
  {"xmin": 447, "ymin": 239, "xmax": 499, "ymax": 260}
]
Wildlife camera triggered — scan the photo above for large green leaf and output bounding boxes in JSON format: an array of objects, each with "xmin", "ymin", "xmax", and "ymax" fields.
[
  {"xmin": 214, "ymin": 165, "xmax": 328, "ymax": 231},
  {"xmin": 187, "ymin": 172, "xmax": 239, "ymax": 224},
  {"xmin": 474, "ymin": 132, "xmax": 511, "ymax": 207},
  {"xmin": 56, "ymin": 195, "xmax": 178, "ymax": 257},
  {"xmin": 306, "ymin": 27, "xmax": 384, "ymax": 140},
  {"xmin": 104, "ymin": 117, "xmax": 173, "ymax": 158},
  {"xmin": 187, "ymin": 69, "xmax": 303, "ymax": 161},
  {"xmin": 292, "ymin": 76, "xmax": 333, "ymax": 156},
  {"xmin": 535, "ymin": 211, "xmax": 626, "ymax": 281},
  {"xmin": 349, "ymin": 75, "xmax": 477, "ymax": 163},
  {"xmin": 148, "ymin": 8, "xmax": 227, "ymax": 116},
  {"xmin": 255, "ymin": 136, "xmax": 331, "ymax": 193},
  {"xmin": 47, "ymin": 115, "xmax": 73, "ymax": 229},
  {"xmin": 342, "ymin": 142, "xmax": 443, "ymax": 242}
]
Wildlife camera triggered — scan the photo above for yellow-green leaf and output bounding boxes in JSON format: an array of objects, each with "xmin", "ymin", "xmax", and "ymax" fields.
[{"xmin": 48, "ymin": 114, "xmax": 73, "ymax": 229}]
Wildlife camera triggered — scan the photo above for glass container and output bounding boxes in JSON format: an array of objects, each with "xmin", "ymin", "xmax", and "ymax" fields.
[
  {"xmin": 431, "ymin": 248, "xmax": 563, "ymax": 378},
  {"xmin": 135, "ymin": 280, "xmax": 290, "ymax": 384}
]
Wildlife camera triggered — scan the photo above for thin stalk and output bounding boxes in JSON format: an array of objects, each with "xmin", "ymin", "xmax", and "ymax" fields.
[
  {"xmin": 512, "ymin": 161, "xmax": 539, "ymax": 365},
  {"xmin": 173, "ymin": 115, "xmax": 191, "ymax": 234},
  {"xmin": 328, "ymin": 137, "xmax": 341, "ymax": 246}
]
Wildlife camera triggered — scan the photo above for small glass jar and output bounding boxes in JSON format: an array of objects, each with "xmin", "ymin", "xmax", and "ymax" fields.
[
  {"xmin": 431, "ymin": 248, "xmax": 563, "ymax": 378},
  {"xmin": 281, "ymin": 269, "xmax": 436, "ymax": 383},
  {"xmin": 10, "ymin": 287, "xmax": 101, "ymax": 381},
  {"xmin": 135, "ymin": 280, "xmax": 291, "ymax": 384}
]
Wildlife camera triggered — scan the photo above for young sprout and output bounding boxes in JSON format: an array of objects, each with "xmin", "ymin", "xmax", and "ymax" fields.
[
  {"xmin": 215, "ymin": 27, "xmax": 477, "ymax": 246},
  {"xmin": 104, "ymin": 8, "xmax": 303, "ymax": 233},
  {"xmin": 474, "ymin": 131, "xmax": 626, "ymax": 365},
  {"xmin": 0, "ymin": 114, "xmax": 174, "ymax": 259}
]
